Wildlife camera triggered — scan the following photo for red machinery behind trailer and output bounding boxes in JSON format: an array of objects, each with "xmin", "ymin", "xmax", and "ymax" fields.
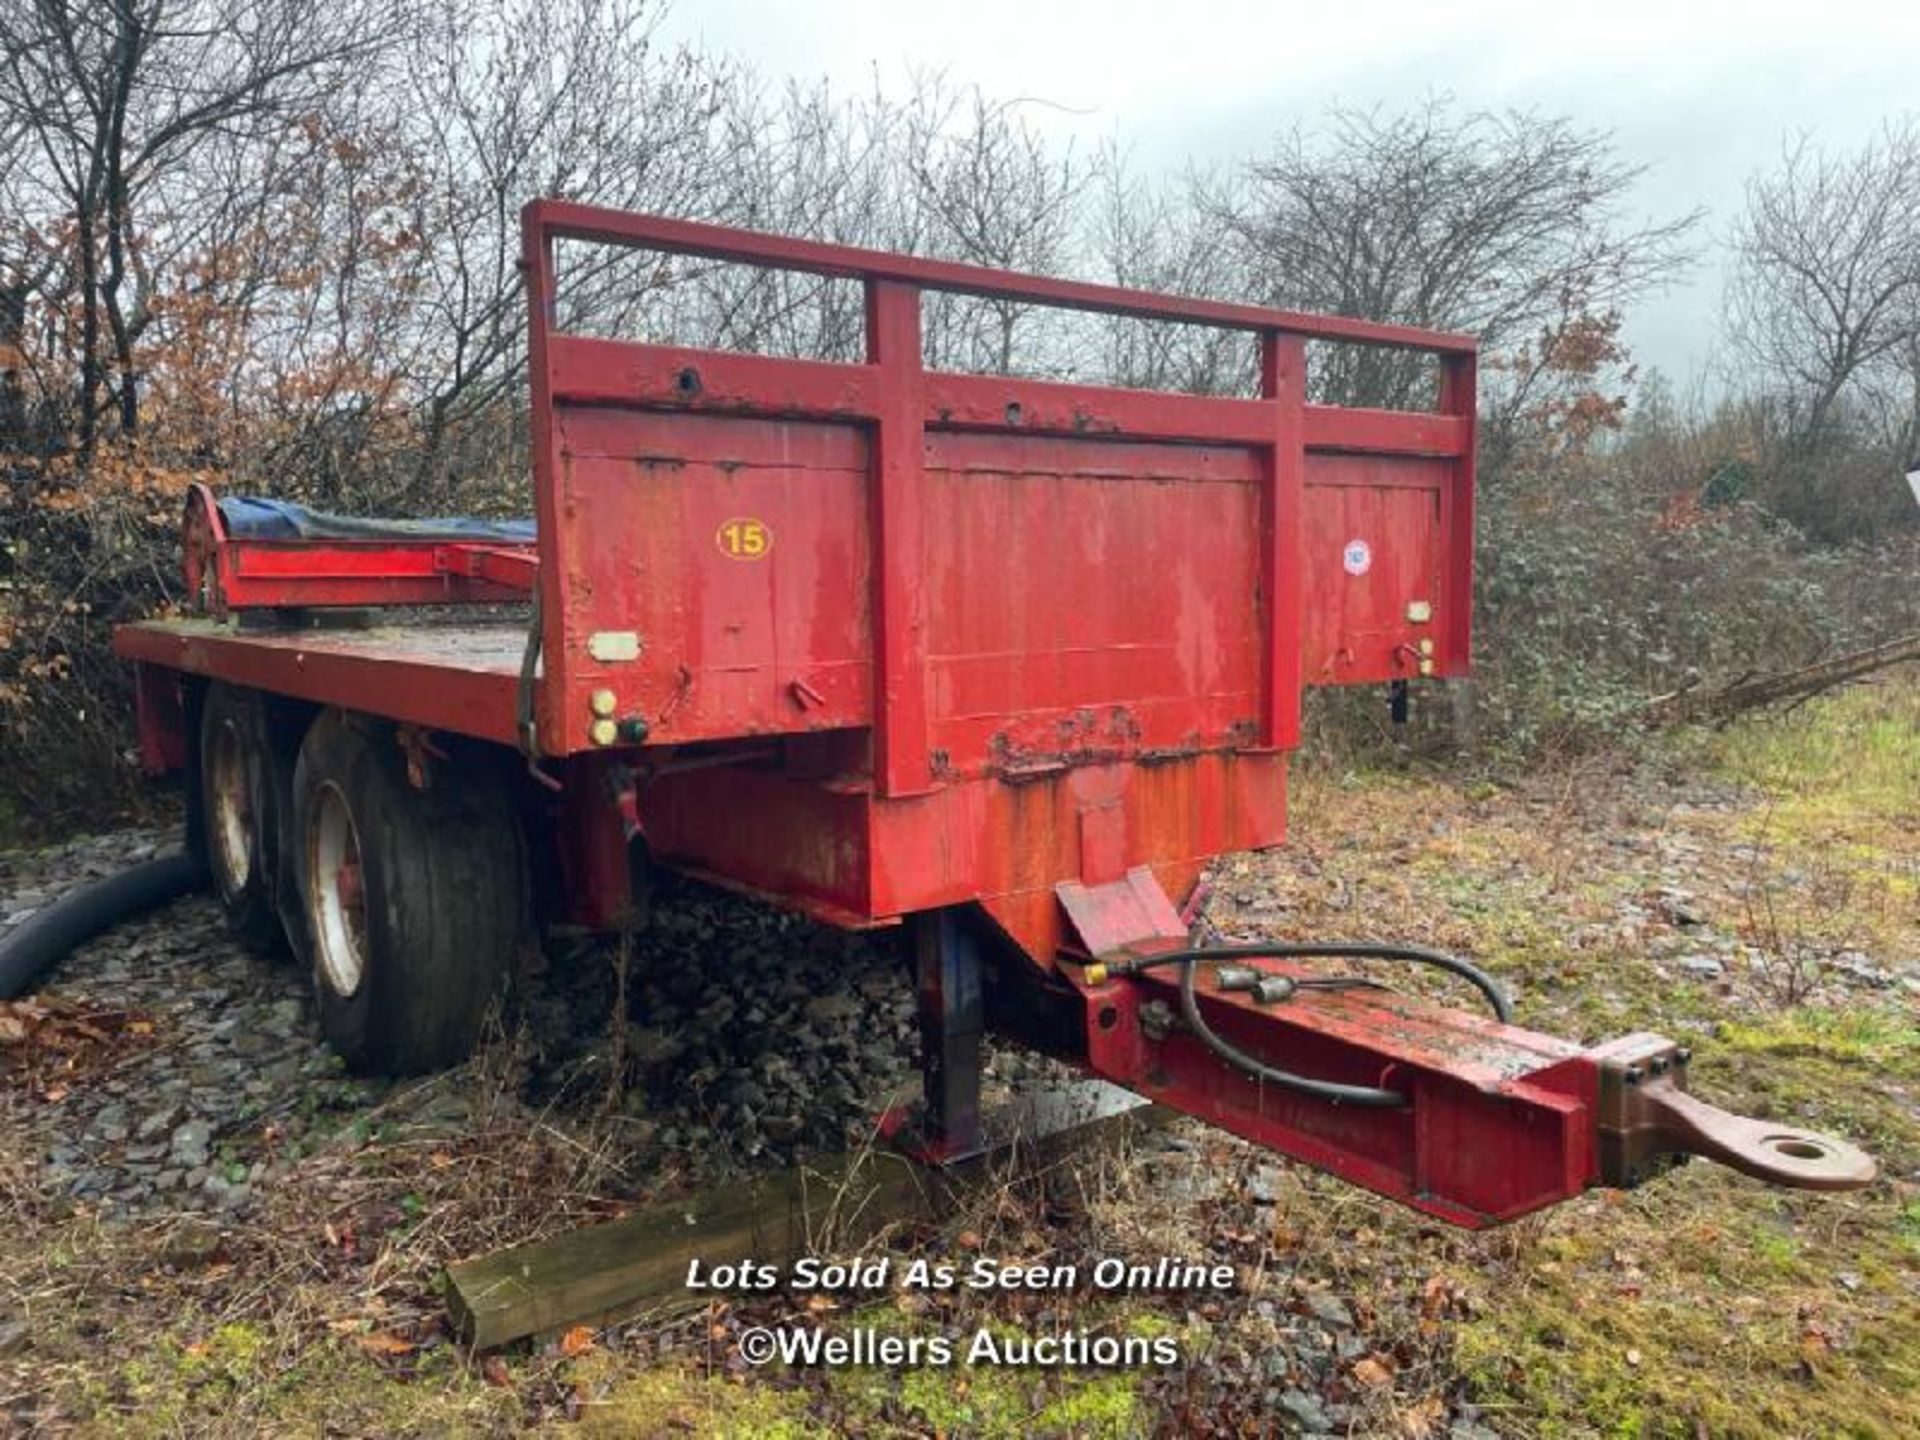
[{"xmin": 116, "ymin": 200, "xmax": 1872, "ymax": 1229}]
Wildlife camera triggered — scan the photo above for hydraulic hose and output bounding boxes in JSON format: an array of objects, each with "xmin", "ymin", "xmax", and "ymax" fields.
[
  {"xmin": 1103, "ymin": 941, "xmax": 1512, "ymax": 1109},
  {"xmin": 0, "ymin": 851, "xmax": 208, "ymax": 1000}
]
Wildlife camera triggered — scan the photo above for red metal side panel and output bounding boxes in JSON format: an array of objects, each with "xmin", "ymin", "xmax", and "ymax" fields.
[
  {"xmin": 958, "ymin": 749, "xmax": 1290, "ymax": 963},
  {"xmin": 1301, "ymin": 453, "xmax": 1452, "ymax": 685},
  {"xmin": 639, "ymin": 748, "xmax": 1289, "ymax": 966},
  {"xmin": 874, "ymin": 751, "xmax": 1288, "ymax": 914},
  {"xmin": 638, "ymin": 764, "xmax": 877, "ymax": 926},
  {"xmin": 1439, "ymin": 355, "xmax": 1478, "ymax": 672},
  {"xmin": 920, "ymin": 434, "xmax": 1265, "ymax": 774},
  {"xmin": 546, "ymin": 407, "xmax": 875, "ymax": 749},
  {"xmin": 1262, "ymin": 336, "xmax": 1308, "ymax": 747},
  {"xmin": 220, "ymin": 541, "xmax": 531, "ymax": 609},
  {"xmin": 867, "ymin": 281, "xmax": 934, "ymax": 797}
]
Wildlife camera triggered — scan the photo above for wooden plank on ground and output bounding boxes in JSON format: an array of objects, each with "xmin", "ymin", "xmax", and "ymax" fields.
[{"xmin": 445, "ymin": 1081, "xmax": 1154, "ymax": 1350}]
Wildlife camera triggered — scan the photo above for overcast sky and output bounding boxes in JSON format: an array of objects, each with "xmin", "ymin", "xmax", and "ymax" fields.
[{"xmin": 654, "ymin": 0, "xmax": 1920, "ymax": 388}]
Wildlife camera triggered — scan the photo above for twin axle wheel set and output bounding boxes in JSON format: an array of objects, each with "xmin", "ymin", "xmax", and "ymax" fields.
[{"xmin": 198, "ymin": 684, "xmax": 525, "ymax": 1075}]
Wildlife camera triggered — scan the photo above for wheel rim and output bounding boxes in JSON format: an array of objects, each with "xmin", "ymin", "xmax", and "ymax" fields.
[
  {"xmin": 207, "ymin": 717, "xmax": 253, "ymax": 896},
  {"xmin": 309, "ymin": 781, "xmax": 368, "ymax": 998}
]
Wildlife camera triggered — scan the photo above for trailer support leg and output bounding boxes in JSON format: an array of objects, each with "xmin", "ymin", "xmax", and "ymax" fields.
[{"xmin": 909, "ymin": 908, "xmax": 985, "ymax": 1162}]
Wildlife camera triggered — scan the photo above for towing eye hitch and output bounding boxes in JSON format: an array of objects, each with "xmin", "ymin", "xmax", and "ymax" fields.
[{"xmin": 1590, "ymin": 1032, "xmax": 1875, "ymax": 1191}]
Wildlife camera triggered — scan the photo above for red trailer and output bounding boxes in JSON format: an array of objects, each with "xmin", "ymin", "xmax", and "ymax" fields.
[{"xmin": 115, "ymin": 200, "xmax": 1871, "ymax": 1228}]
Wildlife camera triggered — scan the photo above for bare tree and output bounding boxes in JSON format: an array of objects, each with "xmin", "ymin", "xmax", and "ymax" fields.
[
  {"xmin": 0, "ymin": 111, "xmax": 37, "ymax": 434},
  {"xmin": 668, "ymin": 73, "xmax": 1104, "ymax": 377},
  {"xmin": 604, "ymin": 72, "xmax": 1103, "ymax": 381},
  {"xmin": 1093, "ymin": 154, "xmax": 1254, "ymax": 395},
  {"xmin": 1727, "ymin": 127, "xmax": 1920, "ymax": 433},
  {"xmin": 355, "ymin": 0, "xmax": 749, "ymax": 505},
  {"xmin": 898, "ymin": 78, "xmax": 1096, "ymax": 376},
  {"xmin": 686, "ymin": 77, "xmax": 922, "ymax": 362},
  {"xmin": 0, "ymin": 0, "xmax": 395, "ymax": 449},
  {"xmin": 1202, "ymin": 98, "xmax": 1697, "ymax": 460},
  {"xmin": 1725, "ymin": 124, "xmax": 1920, "ymax": 536}
]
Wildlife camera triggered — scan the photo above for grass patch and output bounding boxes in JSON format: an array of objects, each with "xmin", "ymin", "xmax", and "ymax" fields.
[
  {"xmin": 1672, "ymin": 680, "xmax": 1920, "ymax": 978},
  {"xmin": 822, "ymin": 1309, "xmax": 1155, "ymax": 1438},
  {"xmin": 60, "ymin": 1324, "xmax": 521, "ymax": 1438},
  {"xmin": 1700, "ymin": 680, "xmax": 1920, "ymax": 843},
  {"xmin": 1454, "ymin": 1178, "xmax": 1920, "ymax": 1439},
  {"xmin": 578, "ymin": 1364, "xmax": 820, "ymax": 1438},
  {"xmin": 1718, "ymin": 1006, "xmax": 1920, "ymax": 1067}
]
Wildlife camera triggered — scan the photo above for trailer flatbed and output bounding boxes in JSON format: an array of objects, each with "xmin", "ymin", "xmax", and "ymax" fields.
[{"xmin": 118, "ymin": 618, "xmax": 530, "ymax": 747}]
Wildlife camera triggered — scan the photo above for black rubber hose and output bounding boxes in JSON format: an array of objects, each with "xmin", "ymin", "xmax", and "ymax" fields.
[
  {"xmin": 0, "ymin": 851, "xmax": 208, "ymax": 1001},
  {"xmin": 1113, "ymin": 941, "xmax": 1512, "ymax": 1022},
  {"xmin": 1109, "ymin": 941, "xmax": 1513, "ymax": 1109}
]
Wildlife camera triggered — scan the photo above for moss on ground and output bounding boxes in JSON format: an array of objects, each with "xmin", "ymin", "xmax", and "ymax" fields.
[
  {"xmin": 818, "ymin": 1308, "xmax": 1156, "ymax": 1438},
  {"xmin": 57, "ymin": 1321, "xmax": 524, "ymax": 1438},
  {"xmin": 1250, "ymin": 678, "xmax": 1920, "ymax": 1437},
  {"xmin": 1700, "ymin": 679, "xmax": 1920, "ymax": 840},
  {"xmin": 1688, "ymin": 680, "xmax": 1920, "ymax": 958},
  {"xmin": 575, "ymin": 1363, "xmax": 821, "ymax": 1438},
  {"xmin": 1451, "ymin": 1170, "xmax": 1920, "ymax": 1439},
  {"xmin": 1434, "ymin": 680, "xmax": 1920, "ymax": 1438}
]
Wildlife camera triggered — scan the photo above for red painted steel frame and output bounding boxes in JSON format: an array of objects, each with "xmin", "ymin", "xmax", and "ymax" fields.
[
  {"xmin": 121, "ymin": 204, "xmax": 1478, "ymax": 966},
  {"xmin": 1052, "ymin": 869, "xmax": 1600, "ymax": 1226},
  {"xmin": 1082, "ymin": 958, "xmax": 1599, "ymax": 1226},
  {"xmin": 179, "ymin": 482, "xmax": 536, "ymax": 616},
  {"xmin": 527, "ymin": 201, "xmax": 1477, "ymax": 352},
  {"xmin": 514, "ymin": 199, "xmax": 1476, "ymax": 966},
  {"xmin": 118, "ymin": 620, "xmax": 527, "ymax": 746}
]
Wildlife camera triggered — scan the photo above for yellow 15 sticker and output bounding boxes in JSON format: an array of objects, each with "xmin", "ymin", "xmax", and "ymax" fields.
[{"xmin": 715, "ymin": 517, "xmax": 772, "ymax": 560}]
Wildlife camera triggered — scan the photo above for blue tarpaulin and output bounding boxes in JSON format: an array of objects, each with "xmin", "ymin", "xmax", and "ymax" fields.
[{"xmin": 218, "ymin": 496, "xmax": 535, "ymax": 544}]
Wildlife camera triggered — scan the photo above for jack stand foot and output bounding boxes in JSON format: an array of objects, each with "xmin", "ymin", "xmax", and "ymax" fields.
[{"xmin": 886, "ymin": 908, "xmax": 986, "ymax": 1164}]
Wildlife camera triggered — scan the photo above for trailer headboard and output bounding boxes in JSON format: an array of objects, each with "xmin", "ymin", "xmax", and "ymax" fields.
[{"xmin": 519, "ymin": 200, "xmax": 1475, "ymax": 774}]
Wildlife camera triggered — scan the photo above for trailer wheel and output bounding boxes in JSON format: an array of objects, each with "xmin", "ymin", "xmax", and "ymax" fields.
[
  {"xmin": 199, "ymin": 683, "xmax": 283, "ymax": 950},
  {"xmin": 293, "ymin": 710, "xmax": 526, "ymax": 1075}
]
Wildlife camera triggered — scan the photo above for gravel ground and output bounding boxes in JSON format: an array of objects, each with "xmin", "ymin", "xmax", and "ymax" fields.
[
  {"xmin": 2, "ymin": 827, "xmax": 321, "ymax": 1219},
  {"xmin": 0, "ymin": 825, "xmax": 944, "ymax": 1224}
]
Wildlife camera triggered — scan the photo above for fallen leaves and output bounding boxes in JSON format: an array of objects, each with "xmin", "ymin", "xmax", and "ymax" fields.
[
  {"xmin": 1397, "ymin": 1394, "xmax": 1448, "ymax": 1437},
  {"xmin": 1418, "ymin": 1273, "xmax": 1468, "ymax": 1324},
  {"xmin": 1351, "ymin": 1353, "xmax": 1396, "ymax": 1387},
  {"xmin": 0, "ymin": 998, "xmax": 159, "ymax": 1095},
  {"xmin": 1798, "ymin": 1318, "xmax": 1836, "ymax": 1369}
]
